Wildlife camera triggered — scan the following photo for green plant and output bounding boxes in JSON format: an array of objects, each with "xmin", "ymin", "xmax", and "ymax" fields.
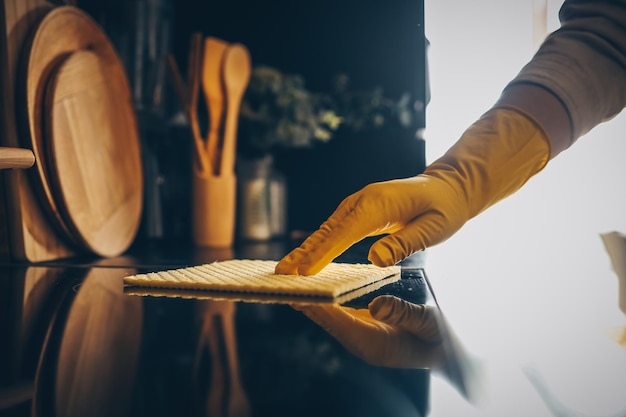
[
  {"xmin": 237, "ymin": 67, "xmax": 417, "ymax": 158},
  {"xmin": 238, "ymin": 66, "xmax": 341, "ymax": 158},
  {"xmin": 330, "ymin": 73, "xmax": 415, "ymax": 132}
]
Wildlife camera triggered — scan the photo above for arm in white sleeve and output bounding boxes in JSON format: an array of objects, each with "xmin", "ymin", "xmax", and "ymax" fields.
[{"xmin": 496, "ymin": 0, "xmax": 626, "ymax": 158}]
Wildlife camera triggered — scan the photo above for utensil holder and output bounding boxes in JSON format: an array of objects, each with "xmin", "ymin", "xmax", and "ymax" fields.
[{"xmin": 193, "ymin": 171, "xmax": 236, "ymax": 247}]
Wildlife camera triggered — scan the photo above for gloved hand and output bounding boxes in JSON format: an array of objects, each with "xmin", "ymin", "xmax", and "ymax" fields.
[{"xmin": 276, "ymin": 107, "xmax": 550, "ymax": 275}]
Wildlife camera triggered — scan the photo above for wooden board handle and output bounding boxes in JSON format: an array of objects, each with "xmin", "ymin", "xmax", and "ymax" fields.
[{"xmin": 0, "ymin": 147, "xmax": 35, "ymax": 169}]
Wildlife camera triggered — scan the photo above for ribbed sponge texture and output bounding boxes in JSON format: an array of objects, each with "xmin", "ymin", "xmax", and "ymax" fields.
[{"xmin": 123, "ymin": 259, "xmax": 401, "ymax": 298}]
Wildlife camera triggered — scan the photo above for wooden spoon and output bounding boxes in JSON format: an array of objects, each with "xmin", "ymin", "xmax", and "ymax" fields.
[
  {"xmin": 219, "ymin": 44, "xmax": 251, "ymax": 176},
  {"xmin": 202, "ymin": 37, "xmax": 229, "ymax": 176}
]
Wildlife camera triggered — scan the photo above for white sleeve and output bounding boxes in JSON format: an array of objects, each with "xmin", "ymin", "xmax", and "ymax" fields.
[{"xmin": 500, "ymin": 0, "xmax": 626, "ymax": 151}]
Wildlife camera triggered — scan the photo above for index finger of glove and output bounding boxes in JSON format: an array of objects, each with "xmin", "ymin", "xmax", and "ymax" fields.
[{"xmin": 275, "ymin": 196, "xmax": 380, "ymax": 275}]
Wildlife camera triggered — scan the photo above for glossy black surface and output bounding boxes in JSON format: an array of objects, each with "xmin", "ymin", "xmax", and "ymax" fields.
[{"xmin": 0, "ymin": 239, "xmax": 444, "ymax": 417}]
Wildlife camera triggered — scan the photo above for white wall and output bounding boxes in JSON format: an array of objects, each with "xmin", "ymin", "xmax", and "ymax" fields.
[{"xmin": 423, "ymin": 1, "xmax": 626, "ymax": 416}]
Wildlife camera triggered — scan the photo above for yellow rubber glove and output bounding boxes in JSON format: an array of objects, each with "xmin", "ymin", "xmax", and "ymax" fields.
[
  {"xmin": 276, "ymin": 107, "xmax": 550, "ymax": 275},
  {"xmin": 292, "ymin": 295, "xmax": 484, "ymax": 401}
]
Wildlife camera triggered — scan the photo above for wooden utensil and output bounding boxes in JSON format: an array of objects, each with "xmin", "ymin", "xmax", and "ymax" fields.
[
  {"xmin": 219, "ymin": 44, "xmax": 251, "ymax": 176},
  {"xmin": 44, "ymin": 49, "xmax": 143, "ymax": 257},
  {"xmin": 202, "ymin": 37, "xmax": 228, "ymax": 176},
  {"xmin": 0, "ymin": 147, "xmax": 35, "ymax": 169},
  {"xmin": 187, "ymin": 32, "xmax": 211, "ymax": 174},
  {"xmin": 166, "ymin": 36, "xmax": 238, "ymax": 247},
  {"xmin": 165, "ymin": 51, "xmax": 206, "ymax": 172}
]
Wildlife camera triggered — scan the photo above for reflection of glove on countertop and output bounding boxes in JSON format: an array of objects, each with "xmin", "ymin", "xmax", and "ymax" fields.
[
  {"xmin": 276, "ymin": 108, "xmax": 550, "ymax": 275},
  {"xmin": 294, "ymin": 295, "xmax": 485, "ymax": 402},
  {"xmin": 293, "ymin": 295, "xmax": 444, "ymax": 369},
  {"xmin": 369, "ymin": 295, "xmax": 440, "ymax": 343}
]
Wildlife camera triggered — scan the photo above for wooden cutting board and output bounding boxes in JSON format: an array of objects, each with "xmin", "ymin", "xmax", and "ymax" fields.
[
  {"xmin": 45, "ymin": 49, "xmax": 143, "ymax": 257},
  {"xmin": 22, "ymin": 6, "xmax": 142, "ymax": 257},
  {"xmin": 0, "ymin": 0, "xmax": 71, "ymax": 262}
]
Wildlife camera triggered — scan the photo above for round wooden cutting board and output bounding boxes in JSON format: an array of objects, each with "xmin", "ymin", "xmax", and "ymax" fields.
[
  {"xmin": 25, "ymin": 6, "xmax": 143, "ymax": 257},
  {"xmin": 45, "ymin": 49, "xmax": 143, "ymax": 257}
]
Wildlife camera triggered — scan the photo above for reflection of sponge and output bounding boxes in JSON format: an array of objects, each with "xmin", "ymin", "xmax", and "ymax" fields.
[
  {"xmin": 600, "ymin": 231, "xmax": 626, "ymax": 316},
  {"xmin": 123, "ymin": 259, "xmax": 401, "ymax": 298}
]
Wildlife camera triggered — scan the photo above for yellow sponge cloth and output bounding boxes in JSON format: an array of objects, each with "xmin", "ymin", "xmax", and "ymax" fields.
[{"xmin": 123, "ymin": 259, "xmax": 401, "ymax": 298}]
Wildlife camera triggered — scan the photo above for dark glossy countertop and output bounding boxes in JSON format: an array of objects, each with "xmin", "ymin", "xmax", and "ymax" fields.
[{"xmin": 0, "ymin": 238, "xmax": 474, "ymax": 417}]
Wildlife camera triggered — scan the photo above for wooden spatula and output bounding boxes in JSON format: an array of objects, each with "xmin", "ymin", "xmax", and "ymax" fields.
[
  {"xmin": 202, "ymin": 37, "xmax": 229, "ymax": 176},
  {"xmin": 219, "ymin": 44, "xmax": 251, "ymax": 176}
]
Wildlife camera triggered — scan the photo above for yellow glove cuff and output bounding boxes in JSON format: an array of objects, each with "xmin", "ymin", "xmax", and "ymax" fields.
[
  {"xmin": 424, "ymin": 107, "xmax": 550, "ymax": 218},
  {"xmin": 368, "ymin": 108, "xmax": 550, "ymax": 266}
]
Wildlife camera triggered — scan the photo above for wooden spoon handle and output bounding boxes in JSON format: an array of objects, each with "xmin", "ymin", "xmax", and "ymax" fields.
[
  {"xmin": 219, "ymin": 44, "xmax": 251, "ymax": 176},
  {"xmin": 187, "ymin": 33, "xmax": 210, "ymax": 174},
  {"xmin": 0, "ymin": 147, "xmax": 35, "ymax": 170},
  {"xmin": 202, "ymin": 37, "xmax": 229, "ymax": 177}
]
